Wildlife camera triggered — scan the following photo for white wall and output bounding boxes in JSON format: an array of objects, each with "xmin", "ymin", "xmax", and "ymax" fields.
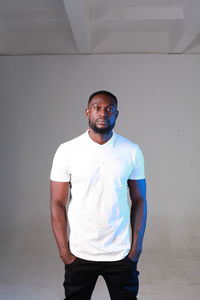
[{"xmin": 0, "ymin": 54, "xmax": 200, "ymax": 299}]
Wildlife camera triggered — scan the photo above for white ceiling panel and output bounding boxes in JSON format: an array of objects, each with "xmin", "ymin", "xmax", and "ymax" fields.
[{"xmin": 0, "ymin": 0, "xmax": 199, "ymax": 54}]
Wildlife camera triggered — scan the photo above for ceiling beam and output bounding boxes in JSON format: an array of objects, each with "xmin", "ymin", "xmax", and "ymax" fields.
[
  {"xmin": 171, "ymin": 0, "xmax": 200, "ymax": 53},
  {"xmin": 62, "ymin": 0, "xmax": 91, "ymax": 53},
  {"xmin": 98, "ymin": 6, "xmax": 184, "ymax": 21}
]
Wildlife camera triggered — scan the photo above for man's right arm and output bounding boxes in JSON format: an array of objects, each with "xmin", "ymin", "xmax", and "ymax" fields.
[{"xmin": 50, "ymin": 180, "xmax": 76, "ymax": 264}]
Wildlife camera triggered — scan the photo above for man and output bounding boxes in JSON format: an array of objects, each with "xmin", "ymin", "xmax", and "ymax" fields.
[{"xmin": 50, "ymin": 91, "xmax": 147, "ymax": 300}]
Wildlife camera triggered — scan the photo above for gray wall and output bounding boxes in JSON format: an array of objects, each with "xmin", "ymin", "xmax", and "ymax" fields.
[{"xmin": 0, "ymin": 54, "xmax": 200, "ymax": 299}]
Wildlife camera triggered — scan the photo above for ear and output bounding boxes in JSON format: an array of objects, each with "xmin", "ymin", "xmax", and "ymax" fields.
[
  {"xmin": 85, "ymin": 108, "xmax": 89, "ymax": 119},
  {"xmin": 116, "ymin": 110, "xmax": 119, "ymax": 119}
]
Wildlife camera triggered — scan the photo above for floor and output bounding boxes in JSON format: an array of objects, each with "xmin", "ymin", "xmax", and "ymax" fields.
[{"xmin": 0, "ymin": 248, "xmax": 199, "ymax": 300}]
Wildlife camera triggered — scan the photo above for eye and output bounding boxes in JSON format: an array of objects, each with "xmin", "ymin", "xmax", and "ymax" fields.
[
  {"xmin": 106, "ymin": 107, "xmax": 113, "ymax": 112},
  {"xmin": 95, "ymin": 106, "xmax": 101, "ymax": 111}
]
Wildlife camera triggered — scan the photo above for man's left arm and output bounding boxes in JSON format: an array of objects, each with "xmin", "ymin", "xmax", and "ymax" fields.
[{"xmin": 127, "ymin": 179, "xmax": 147, "ymax": 262}]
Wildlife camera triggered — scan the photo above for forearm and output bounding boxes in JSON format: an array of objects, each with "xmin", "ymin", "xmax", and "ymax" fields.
[
  {"xmin": 50, "ymin": 202, "xmax": 70, "ymax": 255},
  {"xmin": 129, "ymin": 198, "xmax": 147, "ymax": 260}
]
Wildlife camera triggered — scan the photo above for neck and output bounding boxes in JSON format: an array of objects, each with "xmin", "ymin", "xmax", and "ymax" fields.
[{"xmin": 88, "ymin": 128, "xmax": 113, "ymax": 145}]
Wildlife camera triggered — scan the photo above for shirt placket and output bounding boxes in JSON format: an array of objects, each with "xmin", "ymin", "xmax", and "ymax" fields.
[{"xmin": 98, "ymin": 147, "xmax": 107, "ymax": 176}]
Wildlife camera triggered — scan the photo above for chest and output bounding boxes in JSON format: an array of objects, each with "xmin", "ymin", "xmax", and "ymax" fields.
[{"xmin": 68, "ymin": 147, "xmax": 133, "ymax": 187}]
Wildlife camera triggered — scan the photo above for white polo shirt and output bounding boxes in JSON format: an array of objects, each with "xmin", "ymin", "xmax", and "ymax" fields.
[{"xmin": 50, "ymin": 130, "xmax": 145, "ymax": 261}]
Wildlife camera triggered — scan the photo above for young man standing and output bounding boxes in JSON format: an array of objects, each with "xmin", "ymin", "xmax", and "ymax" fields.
[{"xmin": 50, "ymin": 91, "xmax": 147, "ymax": 300}]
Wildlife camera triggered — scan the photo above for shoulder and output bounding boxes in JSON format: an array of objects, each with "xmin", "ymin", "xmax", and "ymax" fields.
[
  {"xmin": 114, "ymin": 132, "xmax": 141, "ymax": 152},
  {"xmin": 59, "ymin": 132, "xmax": 87, "ymax": 149},
  {"xmin": 55, "ymin": 132, "xmax": 87, "ymax": 156}
]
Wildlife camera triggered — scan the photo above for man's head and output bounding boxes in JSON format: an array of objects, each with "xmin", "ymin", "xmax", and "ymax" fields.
[{"xmin": 86, "ymin": 91, "xmax": 119, "ymax": 134}]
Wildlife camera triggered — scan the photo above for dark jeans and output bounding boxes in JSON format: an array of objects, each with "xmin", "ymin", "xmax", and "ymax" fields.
[{"xmin": 63, "ymin": 255, "xmax": 139, "ymax": 300}]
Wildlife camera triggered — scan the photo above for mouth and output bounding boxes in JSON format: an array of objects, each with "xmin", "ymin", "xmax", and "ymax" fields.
[{"xmin": 96, "ymin": 119, "xmax": 109, "ymax": 125}]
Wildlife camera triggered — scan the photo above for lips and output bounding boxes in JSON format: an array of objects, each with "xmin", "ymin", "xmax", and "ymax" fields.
[{"xmin": 96, "ymin": 119, "xmax": 109, "ymax": 125}]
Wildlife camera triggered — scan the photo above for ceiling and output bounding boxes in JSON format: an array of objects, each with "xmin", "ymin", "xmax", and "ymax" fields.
[{"xmin": 0, "ymin": 0, "xmax": 200, "ymax": 55}]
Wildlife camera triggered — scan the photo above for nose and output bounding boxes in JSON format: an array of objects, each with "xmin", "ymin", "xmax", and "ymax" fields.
[{"xmin": 99, "ymin": 108, "xmax": 107, "ymax": 117}]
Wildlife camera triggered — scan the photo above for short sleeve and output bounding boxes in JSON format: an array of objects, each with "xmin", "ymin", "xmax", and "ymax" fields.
[
  {"xmin": 128, "ymin": 146, "xmax": 145, "ymax": 180},
  {"xmin": 50, "ymin": 144, "xmax": 70, "ymax": 182}
]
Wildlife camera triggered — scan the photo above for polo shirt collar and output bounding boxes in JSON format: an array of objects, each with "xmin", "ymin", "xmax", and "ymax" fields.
[{"xmin": 85, "ymin": 129, "xmax": 117, "ymax": 147}]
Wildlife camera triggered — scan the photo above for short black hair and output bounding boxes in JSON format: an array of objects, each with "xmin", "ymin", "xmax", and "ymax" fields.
[{"xmin": 88, "ymin": 90, "xmax": 118, "ymax": 107}]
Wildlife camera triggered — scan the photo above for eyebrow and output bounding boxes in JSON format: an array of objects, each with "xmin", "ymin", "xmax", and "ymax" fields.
[{"xmin": 93, "ymin": 103, "xmax": 114, "ymax": 107}]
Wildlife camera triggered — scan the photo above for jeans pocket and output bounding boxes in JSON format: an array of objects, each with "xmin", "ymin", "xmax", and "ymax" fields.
[
  {"xmin": 65, "ymin": 257, "xmax": 79, "ymax": 267},
  {"xmin": 124, "ymin": 255, "xmax": 138, "ymax": 266}
]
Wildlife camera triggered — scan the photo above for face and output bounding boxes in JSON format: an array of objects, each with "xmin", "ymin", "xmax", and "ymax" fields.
[{"xmin": 86, "ymin": 94, "xmax": 119, "ymax": 134}]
